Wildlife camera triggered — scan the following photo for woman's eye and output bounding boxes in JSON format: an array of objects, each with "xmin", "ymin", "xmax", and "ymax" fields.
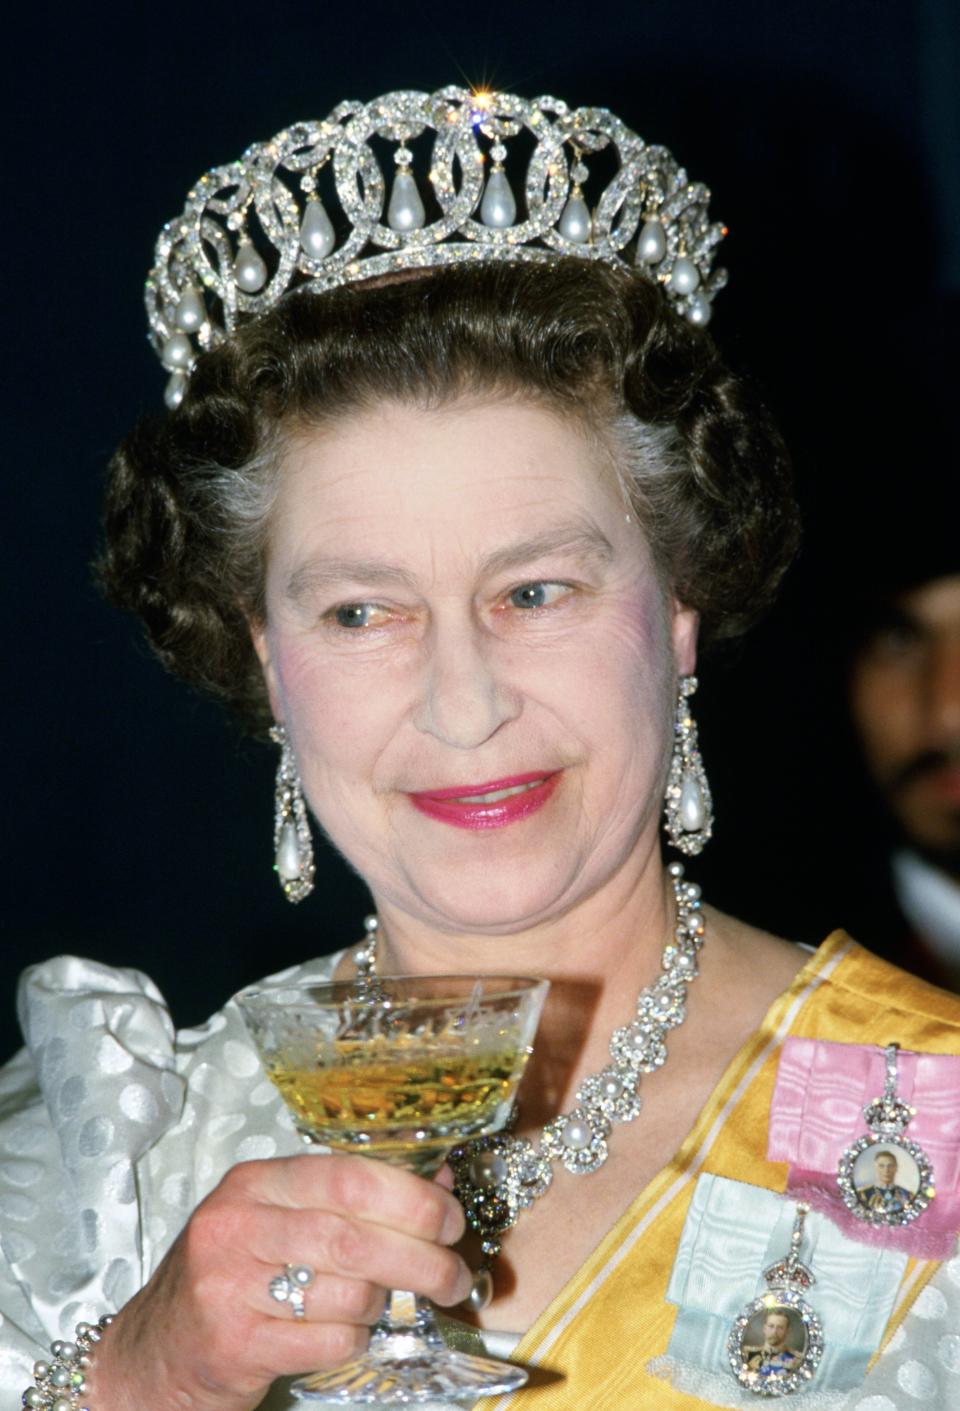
[
  {"xmin": 508, "ymin": 582, "xmax": 569, "ymax": 610},
  {"xmin": 331, "ymin": 603, "xmax": 381, "ymax": 629}
]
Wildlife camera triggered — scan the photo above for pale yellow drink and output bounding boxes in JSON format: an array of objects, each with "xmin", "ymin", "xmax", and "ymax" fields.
[{"xmin": 268, "ymin": 1039, "xmax": 524, "ymax": 1170}]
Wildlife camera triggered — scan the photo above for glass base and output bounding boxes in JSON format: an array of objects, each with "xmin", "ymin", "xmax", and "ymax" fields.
[
  {"xmin": 291, "ymin": 1297, "xmax": 527, "ymax": 1405},
  {"xmin": 292, "ymin": 1343, "xmax": 527, "ymax": 1404}
]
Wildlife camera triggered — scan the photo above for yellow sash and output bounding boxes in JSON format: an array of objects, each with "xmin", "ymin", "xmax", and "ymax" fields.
[{"xmin": 482, "ymin": 934, "xmax": 960, "ymax": 1409}]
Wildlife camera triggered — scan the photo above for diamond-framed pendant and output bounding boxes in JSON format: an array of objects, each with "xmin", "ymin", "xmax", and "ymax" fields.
[
  {"xmin": 837, "ymin": 1043, "xmax": 936, "ymax": 1227},
  {"xmin": 728, "ymin": 1203, "xmax": 824, "ymax": 1397}
]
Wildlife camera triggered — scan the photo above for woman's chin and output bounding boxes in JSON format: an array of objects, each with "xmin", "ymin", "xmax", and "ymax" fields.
[{"xmin": 392, "ymin": 855, "xmax": 588, "ymax": 938}]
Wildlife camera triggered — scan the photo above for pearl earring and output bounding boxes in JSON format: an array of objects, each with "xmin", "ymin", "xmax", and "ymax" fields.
[
  {"xmin": 663, "ymin": 676, "xmax": 713, "ymax": 854},
  {"xmin": 270, "ymin": 724, "xmax": 315, "ymax": 902}
]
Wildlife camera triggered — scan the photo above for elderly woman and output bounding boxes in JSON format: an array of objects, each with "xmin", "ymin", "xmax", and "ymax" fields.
[{"xmin": 5, "ymin": 89, "xmax": 960, "ymax": 1411}]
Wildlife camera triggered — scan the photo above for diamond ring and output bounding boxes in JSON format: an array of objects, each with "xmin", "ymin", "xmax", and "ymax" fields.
[{"xmin": 268, "ymin": 1263, "xmax": 315, "ymax": 1319}]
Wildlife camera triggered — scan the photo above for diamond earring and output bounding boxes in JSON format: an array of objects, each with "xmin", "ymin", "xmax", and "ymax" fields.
[
  {"xmin": 270, "ymin": 724, "xmax": 315, "ymax": 902},
  {"xmin": 663, "ymin": 676, "xmax": 714, "ymax": 854}
]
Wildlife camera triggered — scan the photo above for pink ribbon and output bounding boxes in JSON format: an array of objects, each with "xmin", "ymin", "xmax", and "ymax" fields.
[{"xmin": 768, "ymin": 1038, "xmax": 960, "ymax": 1257}]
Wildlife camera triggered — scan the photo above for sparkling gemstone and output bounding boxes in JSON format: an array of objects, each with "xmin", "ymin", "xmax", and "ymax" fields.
[
  {"xmin": 512, "ymin": 1141, "xmax": 552, "ymax": 1201},
  {"xmin": 563, "ymin": 1138, "xmax": 608, "ymax": 1174}
]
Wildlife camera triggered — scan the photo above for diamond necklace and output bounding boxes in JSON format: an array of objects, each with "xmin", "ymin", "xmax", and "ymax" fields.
[{"xmin": 350, "ymin": 860, "xmax": 705, "ymax": 1312}]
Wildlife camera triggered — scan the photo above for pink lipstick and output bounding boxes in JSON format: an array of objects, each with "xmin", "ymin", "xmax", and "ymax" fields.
[{"xmin": 407, "ymin": 772, "xmax": 560, "ymax": 830}]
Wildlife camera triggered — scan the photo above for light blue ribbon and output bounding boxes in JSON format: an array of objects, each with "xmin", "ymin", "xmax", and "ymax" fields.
[{"xmin": 665, "ymin": 1174, "xmax": 908, "ymax": 1390}]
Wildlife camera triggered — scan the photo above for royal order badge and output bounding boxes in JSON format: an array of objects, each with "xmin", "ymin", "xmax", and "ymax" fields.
[
  {"xmin": 728, "ymin": 1203, "xmax": 824, "ymax": 1397},
  {"xmin": 837, "ymin": 1043, "xmax": 935, "ymax": 1227}
]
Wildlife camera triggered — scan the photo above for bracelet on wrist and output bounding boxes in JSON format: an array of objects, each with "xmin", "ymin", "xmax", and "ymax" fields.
[{"xmin": 21, "ymin": 1316, "xmax": 113, "ymax": 1411}]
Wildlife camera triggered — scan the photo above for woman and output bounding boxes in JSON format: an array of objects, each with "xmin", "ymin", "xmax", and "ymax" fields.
[{"xmin": 6, "ymin": 89, "xmax": 960, "ymax": 1411}]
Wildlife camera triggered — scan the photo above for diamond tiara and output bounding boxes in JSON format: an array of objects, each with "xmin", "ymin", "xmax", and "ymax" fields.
[{"xmin": 147, "ymin": 86, "xmax": 728, "ymax": 408}]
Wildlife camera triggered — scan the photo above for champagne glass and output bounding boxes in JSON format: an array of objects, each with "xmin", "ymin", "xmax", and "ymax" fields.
[{"xmin": 237, "ymin": 974, "xmax": 549, "ymax": 1404}]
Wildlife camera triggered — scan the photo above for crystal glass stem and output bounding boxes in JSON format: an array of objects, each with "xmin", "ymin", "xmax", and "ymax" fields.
[{"xmin": 294, "ymin": 1286, "xmax": 526, "ymax": 1403}]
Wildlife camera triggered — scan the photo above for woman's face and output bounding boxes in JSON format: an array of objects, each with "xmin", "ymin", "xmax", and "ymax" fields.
[{"xmin": 253, "ymin": 397, "xmax": 697, "ymax": 933}]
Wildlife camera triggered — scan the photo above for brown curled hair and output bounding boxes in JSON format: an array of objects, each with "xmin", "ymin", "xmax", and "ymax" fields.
[{"xmin": 98, "ymin": 259, "xmax": 799, "ymax": 734}]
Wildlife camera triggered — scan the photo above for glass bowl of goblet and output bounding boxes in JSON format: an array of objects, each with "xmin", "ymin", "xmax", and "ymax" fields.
[{"xmin": 237, "ymin": 974, "xmax": 548, "ymax": 1404}]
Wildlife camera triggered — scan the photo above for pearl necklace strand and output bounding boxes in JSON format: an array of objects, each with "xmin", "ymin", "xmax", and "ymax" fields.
[{"xmin": 351, "ymin": 861, "xmax": 705, "ymax": 1311}]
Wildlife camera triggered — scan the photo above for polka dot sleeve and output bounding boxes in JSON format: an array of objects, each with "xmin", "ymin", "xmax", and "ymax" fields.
[
  {"xmin": 840, "ymin": 1259, "xmax": 960, "ymax": 1409},
  {"xmin": 0, "ymin": 952, "xmax": 339, "ymax": 1399}
]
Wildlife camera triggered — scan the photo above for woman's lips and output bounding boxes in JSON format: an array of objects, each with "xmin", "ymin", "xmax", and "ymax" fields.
[{"xmin": 407, "ymin": 772, "xmax": 560, "ymax": 830}]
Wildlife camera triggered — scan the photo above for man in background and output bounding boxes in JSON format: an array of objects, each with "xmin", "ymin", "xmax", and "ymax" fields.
[{"xmin": 847, "ymin": 568, "xmax": 960, "ymax": 985}]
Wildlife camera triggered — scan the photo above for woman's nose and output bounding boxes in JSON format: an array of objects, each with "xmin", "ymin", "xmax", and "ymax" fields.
[{"xmin": 413, "ymin": 618, "xmax": 520, "ymax": 749}]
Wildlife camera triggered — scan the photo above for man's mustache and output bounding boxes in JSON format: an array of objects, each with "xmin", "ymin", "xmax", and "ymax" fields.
[{"xmin": 886, "ymin": 747, "xmax": 960, "ymax": 795}]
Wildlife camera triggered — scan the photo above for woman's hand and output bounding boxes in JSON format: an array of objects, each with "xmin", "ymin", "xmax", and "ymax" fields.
[{"xmin": 84, "ymin": 1153, "xmax": 470, "ymax": 1411}]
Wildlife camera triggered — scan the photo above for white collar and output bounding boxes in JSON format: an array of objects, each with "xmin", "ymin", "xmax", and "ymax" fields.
[{"xmin": 891, "ymin": 849, "xmax": 960, "ymax": 962}]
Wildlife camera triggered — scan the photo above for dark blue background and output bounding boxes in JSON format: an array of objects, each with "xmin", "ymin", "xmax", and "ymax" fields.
[{"xmin": 3, "ymin": 0, "xmax": 958, "ymax": 1060}]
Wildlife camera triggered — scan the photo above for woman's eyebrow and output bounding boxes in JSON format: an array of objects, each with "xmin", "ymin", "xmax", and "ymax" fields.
[
  {"xmin": 284, "ymin": 526, "xmax": 615, "ymax": 603},
  {"xmin": 285, "ymin": 558, "xmax": 419, "ymax": 602},
  {"xmin": 478, "ymin": 526, "xmax": 615, "ymax": 577}
]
